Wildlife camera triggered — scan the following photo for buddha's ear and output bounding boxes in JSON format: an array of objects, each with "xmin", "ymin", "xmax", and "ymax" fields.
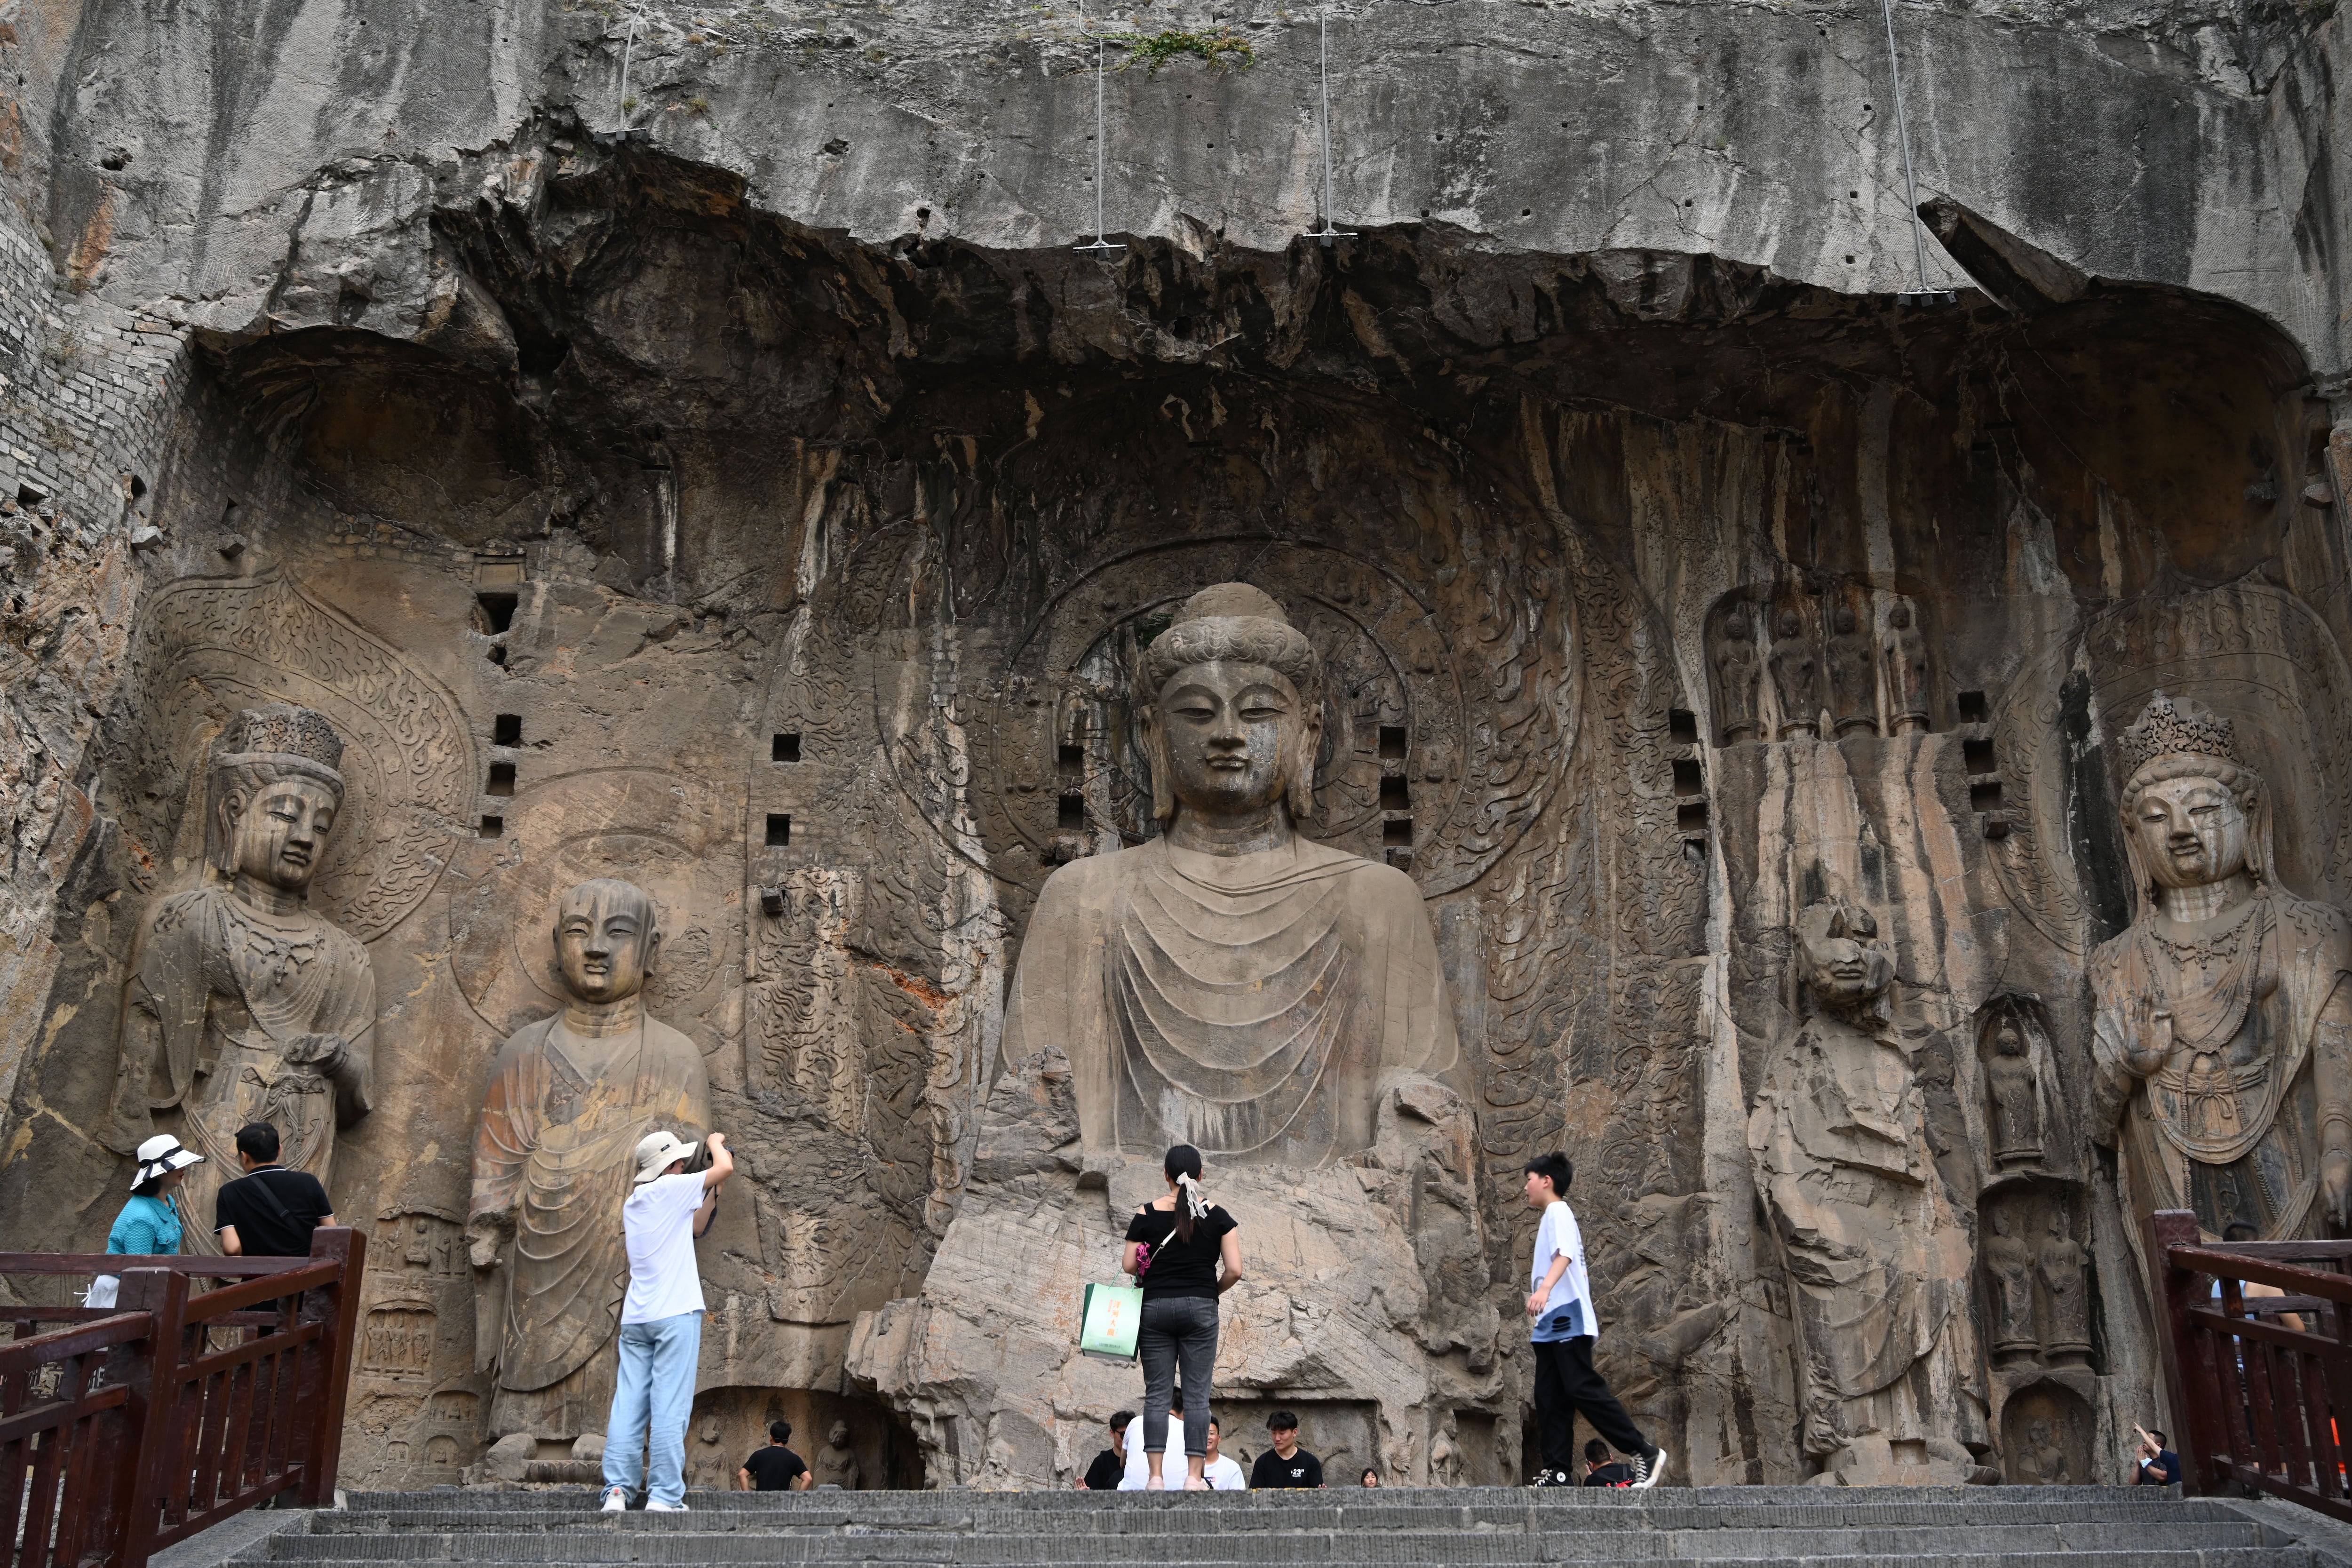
[
  {"xmin": 1141, "ymin": 705, "xmax": 1175, "ymax": 824},
  {"xmin": 1286, "ymin": 702, "xmax": 1321, "ymax": 824}
]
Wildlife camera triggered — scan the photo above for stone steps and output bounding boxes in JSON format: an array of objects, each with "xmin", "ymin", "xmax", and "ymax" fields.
[{"xmin": 245, "ymin": 1487, "xmax": 2345, "ymax": 1568}]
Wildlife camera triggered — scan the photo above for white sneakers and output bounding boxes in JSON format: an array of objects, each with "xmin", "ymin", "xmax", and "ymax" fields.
[
  {"xmin": 600, "ymin": 1487, "xmax": 627, "ymax": 1513},
  {"xmin": 645, "ymin": 1499, "xmax": 690, "ymax": 1512}
]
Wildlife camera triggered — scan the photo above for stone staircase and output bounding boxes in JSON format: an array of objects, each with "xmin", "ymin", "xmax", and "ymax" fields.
[{"xmin": 236, "ymin": 1484, "xmax": 2352, "ymax": 1568}]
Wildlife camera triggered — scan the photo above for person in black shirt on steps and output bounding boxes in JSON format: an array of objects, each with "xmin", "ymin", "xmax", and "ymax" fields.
[
  {"xmin": 739, "ymin": 1421, "xmax": 811, "ymax": 1491},
  {"xmin": 1248, "ymin": 1411, "xmax": 1323, "ymax": 1488},
  {"xmin": 1079, "ymin": 1411, "xmax": 1133, "ymax": 1490},
  {"xmin": 214, "ymin": 1123, "xmax": 334, "ymax": 1257},
  {"xmin": 1121, "ymin": 1144, "xmax": 1244, "ymax": 1492}
]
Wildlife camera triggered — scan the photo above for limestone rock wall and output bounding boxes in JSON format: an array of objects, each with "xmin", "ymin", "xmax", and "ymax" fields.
[{"xmin": 0, "ymin": 0, "xmax": 2346, "ymax": 1493}]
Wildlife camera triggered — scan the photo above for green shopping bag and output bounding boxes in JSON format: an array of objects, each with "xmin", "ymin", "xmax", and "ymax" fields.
[{"xmin": 1079, "ymin": 1281, "xmax": 1144, "ymax": 1363}]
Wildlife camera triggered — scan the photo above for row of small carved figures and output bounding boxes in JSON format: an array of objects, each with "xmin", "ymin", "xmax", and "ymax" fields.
[{"xmin": 1712, "ymin": 600, "xmax": 1935, "ymax": 743}]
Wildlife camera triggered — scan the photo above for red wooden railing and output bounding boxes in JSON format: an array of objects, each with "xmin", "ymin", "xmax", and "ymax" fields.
[
  {"xmin": 0, "ymin": 1227, "xmax": 365, "ymax": 1568},
  {"xmin": 2146, "ymin": 1208, "xmax": 2352, "ymax": 1522}
]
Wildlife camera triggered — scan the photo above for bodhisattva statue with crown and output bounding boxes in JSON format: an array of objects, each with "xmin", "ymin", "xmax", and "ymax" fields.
[
  {"xmin": 103, "ymin": 705, "xmax": 375, "ymax": 1251},
  {"xmin": 1007, "ymin": 583, "xmax": 1462, "ymax": 1166},
  {"xmin": 2091, "ymin": 691, "xmax": 2352, "ymax": 1242},
  {"xmin": 468, "ymin": 878, "xmax": 708, "ymax": 1445}
]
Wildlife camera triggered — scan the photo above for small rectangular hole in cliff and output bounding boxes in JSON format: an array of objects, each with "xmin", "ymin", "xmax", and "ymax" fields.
[
  {"xmin": 1058, "ymin": 794, "xmax": 1087, "ymax": 829},
  {"xmin": 1058, "ymin": 744, "xmax": 1084, "ymax": 780},
  {"xmin": 1380, "ymin": 775, "xmax": 1410, "ymax": 809},
  {"xmin": 486, "ymin": 763, "xmax": 516, "ymax": 796},
  {"xmin": 493, "ymin": 714, "xmax": 522, "ymax": 747},
  {"xmin": 772, "ymin": 732, "xmax": 802, "ymax": 763},
  {"xmin": 1378, "ymin": 725, "xmax": 1407, "ymax": 760},
  {"xmin": 1970, "ymin": 779, "xmax": 2003, "ymax": 812},
  {"xmin": 1383, "ymin": 817, "xmax": 1413, "ymax": 847},
  {"xmin": 766, "ymin": 813, "xmax": 792, "ymax": 846},
  {"xmin": 1672, "ymin": 758, "xmax": 1705, "ymax": 797},
  {"xmin": 1677, "ymin": 800, "xmax": 1710, "ymax": 833},
  {"xmin": 478, "ymin": 815, "xmax": 503, "ymax": 839},
  {"xmin": 1669, "ymin": 708, "xmax": 1699, "ymax": 744},
  {"xmin": 476, "ymin": 592, "xmax": 517, "ymax": 635},
  {"xmin": 1963, "ymin": 737, "xmax": 1995, "ymax": 773},
  {"xmin": 1958, "ymin": 690, "xmax": 1989, "ymax": 724}
]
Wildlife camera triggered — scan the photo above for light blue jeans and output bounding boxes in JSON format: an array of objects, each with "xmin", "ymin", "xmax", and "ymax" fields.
[{"xmin": 602, "ymin": 1311, "xmax": 702, "ymax": 1506}]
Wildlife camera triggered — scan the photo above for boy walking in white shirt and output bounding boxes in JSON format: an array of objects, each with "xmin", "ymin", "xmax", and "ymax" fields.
[
  {"xmin": 601, "ymin": 1129, "xmax": 733, "ymax": 1513},
  {"xmin": 1522, "ymin": 1153, "xmax": 1665, "ymax": 1489}
]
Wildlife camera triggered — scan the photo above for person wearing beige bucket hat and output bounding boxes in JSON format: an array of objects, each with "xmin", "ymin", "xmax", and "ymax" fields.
[
  {"xmin": 599, "ymin": 1126, "xmax": 733, "ymax": 1513},
  {"xmin": 87, "ymin": 1134, "xmax": 207, "ymax": 1309}
]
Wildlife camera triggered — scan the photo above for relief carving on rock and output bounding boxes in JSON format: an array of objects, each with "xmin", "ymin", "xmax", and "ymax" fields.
[
  {"xmin": 1746, "ymin": 898, "xmax": 1987, "ymax": 1484},
  {"xmin": 467, "ymin": 879, "xmax": 710, "ymax": 1444},
  {"xmin": 2090, "ymin": 690, "xmax": 2352, "ymax": 1242},
  {"xmin": 101, "ymin": 705, "xmax": 376, "ymax": 1250},
  {"xmin": 1706, "ymin": 581, "xmax": 1941, "ymax": 748}
]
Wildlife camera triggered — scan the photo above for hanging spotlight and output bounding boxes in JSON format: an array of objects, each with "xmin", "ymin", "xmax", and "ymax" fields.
[
  {"xmin": 1877, "ymin": 0, "xmax": 1955, "ymax": 307},
  {"xmin": 1303, "ymin": 6, "xmax": 1357, "ymax": 247},
  {"xmin": 1074, "ymin": 3, "xmax": 1127, "ymax": 257}
]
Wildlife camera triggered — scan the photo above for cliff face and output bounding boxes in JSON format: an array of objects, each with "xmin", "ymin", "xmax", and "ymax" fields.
[{"xmin": 0, "ymin": 0, "xmax": 2347, "ymax": 1491}]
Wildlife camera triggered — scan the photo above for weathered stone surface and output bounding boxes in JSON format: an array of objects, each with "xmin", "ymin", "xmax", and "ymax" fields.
[{"xmin": 0, "ymin": 0, "xmax": 2347, "ymax": 1496}]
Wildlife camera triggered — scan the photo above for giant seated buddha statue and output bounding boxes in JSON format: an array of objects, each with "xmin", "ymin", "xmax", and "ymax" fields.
[{"xmin": 1007, "ymin": 582, "xmax": 1461, "ymax": 1168}]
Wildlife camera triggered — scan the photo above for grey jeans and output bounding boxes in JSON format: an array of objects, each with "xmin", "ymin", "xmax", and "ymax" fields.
[{"xmin": 1138, "ymin": 1294, "xmax": 1219, "ymax": 1459}]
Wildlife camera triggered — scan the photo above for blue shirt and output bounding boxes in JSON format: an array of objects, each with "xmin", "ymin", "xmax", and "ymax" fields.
[{"xmin": 106, "ymin": 1194, "xmax": 185, "ymax": 1256}]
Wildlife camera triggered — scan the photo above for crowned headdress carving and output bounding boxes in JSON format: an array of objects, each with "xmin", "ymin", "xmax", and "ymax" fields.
[
  {"xmin": 219, "ymin": 703, "xmax": 348, "ymax": 778},
  {"xmin": 2115, "ymin": 690, "xmax": 2243, "ymax": 783}
]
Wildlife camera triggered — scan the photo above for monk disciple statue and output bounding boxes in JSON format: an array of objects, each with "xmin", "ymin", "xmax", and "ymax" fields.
[
  {"xmin": 1986, "ymin": 1020, "xmax": 2044, "ymax": 1170},
  {"xmin": 2090, "ymin": 692, "xmax": 2352, "ymax": 1241},
  {"xmin": 1767, "ymin": 609, "xmax": 1824, "ymax": 740},
  {"xmin": 1747, "ymin": 899, "xmax": 1986, "ymax": 1483},
  {"xmin": 1006, "ymin": 583, "xmax": 1461, "ymax": 1165},
  {"xmin": 1713, "ymin": 609, "xmax": 1763, "ymax": 744},
  {"xmin": 468, "ymin": 879, "xmax": 709, "ymax": 1443},
  {"xmin": 103, "ymin": 705, "xmax": 374, "ymax": 1250},
  {"xmin": 1982, "ymin": 1207, "xmax": 2038, "ymax": 1363}
]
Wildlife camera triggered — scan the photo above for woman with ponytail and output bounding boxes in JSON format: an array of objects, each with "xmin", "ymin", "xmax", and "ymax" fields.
[{"xmin": 1120, "ymin": 1143, "xmax": 1243, "ymax": 1491}]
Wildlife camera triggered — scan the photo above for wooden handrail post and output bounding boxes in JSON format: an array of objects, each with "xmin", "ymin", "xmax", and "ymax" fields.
[
  {"xmin": 296, "ymin": 1226, "xmax": 366, "ymax": 1508},
  {"xmin": 2147, "ymin": 1208, "xmax": 2210, "ymax": 1492},
  {"xmin": 113, "ymin": 1264, "xmax": 189, "ymax": 1568}
]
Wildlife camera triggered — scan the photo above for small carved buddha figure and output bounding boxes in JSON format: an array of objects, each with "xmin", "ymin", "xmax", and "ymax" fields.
[
  {"xmin": 2037, "ymin": 1209, "xmax": 2092, "ymax": 1363},
  {"xmin": 1982, "ymin": 1207, "xmax": 2038, "ymax": 1362},
  {"xmin": 103, "ymin": 705, "xmax": 375, "ymax": 1252},
  {"xmin": 1767, "ymin": 609, "xmax": 1824, "ymax": 740},
  {"xmin": 468, "ymin": 879, "xmax": 709, "ymax": 1444},
  {"xmin": 813, "ymin": 1419, "xmax": 863, "ymax": 1489},
  {"xmin": 1826, "ymin": 603, "xmax": 1880, "ymax": 738},
  {"xmin": 2090, "ymin": 692, "xmax": 2352, "ymax": 1242},
  {"xmin": 1004, "ymin": 583, "xmax": 1462, "ymax": 1166},
  {"xmin": 2013, "ymin": 1417, "xmax": 2069, "ymax": 1485},
  {"xmin": 1714, "ymin": 610, "xmax": 1764, "ymax": 744},
  {"xmin": 1882, "ymin": 602, "xmax": 1931, "ymax": 735},
  {"xmin": 1748, "ymin": 899, "xmax": 1985, "ymax": 1482},
  {"xmin": 1986, "ymin": 1020, "xmax": 2044, "ymax": 1169}
]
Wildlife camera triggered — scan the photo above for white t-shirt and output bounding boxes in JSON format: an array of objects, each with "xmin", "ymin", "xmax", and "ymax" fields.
[
  {"xmin": 1118, "ymin": 1439, "xmax": 1188, "ymax": 1489},
  {"xmin": 1529, "ymin": 1200, "xmax": 1597, "ymax": 1343},
  {"xmin": 1203, "ymin": 1454, "xmax": 1246, "ymax": 1490},
  {"xmin": 621, "ymin": 1172, "xmax": 708, "ymax": 1324}
]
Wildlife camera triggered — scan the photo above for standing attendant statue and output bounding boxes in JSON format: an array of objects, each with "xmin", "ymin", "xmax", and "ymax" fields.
[
  {"xmin": 1826, "ymin": 604, "xmax": 1880, "ymax": 738},
  {"xmin": 1982, "ymin": 1208, "xmax": 2038, "ymax": 1363},
  {"xmin": 1986, "ymin": 1020, "xmax": 2044, "ymax": 1169},
  {"xmin": 2090, "ymin": 692, "xmax": 2352, "ymax": 1242},
  {"xmin": 103, "ymin": 705, "xmax": 374, "ymax": 1251},
  {"xmin": 1767, "ymin": 610, "xmax": 1824, "ymax": 740},
  {"xmin": 1714, "ymin": 611, "xmax": 1764, "ymax": 744},
  {"xmin": 2037, "ymin": 1210, "xmax": 2092, "ymax": 1364},
  {"xmin": 1882, "ymin": 602, "xmax": 1931, "ymax": 735},
  {"xmin": 468, "ymin": 879, "xmax": 710, "ymax": 1445}
]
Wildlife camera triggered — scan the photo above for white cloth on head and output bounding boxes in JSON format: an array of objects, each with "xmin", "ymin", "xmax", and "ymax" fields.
[
  {"xmin": 1176, "ymin": 1172, "xmax": 1209, "ymax": 1221},
  {"xmin": 621, "ymin": 1171, "xmax": 708, "ymax": 1324},
  {"xmin": 1118, "ymin": 1438, "xmax": 1188, "ymax": 1489},
  {"xmin": 1203, "ymin": 1454, "xmax": 1246, "ymax": 1490}
]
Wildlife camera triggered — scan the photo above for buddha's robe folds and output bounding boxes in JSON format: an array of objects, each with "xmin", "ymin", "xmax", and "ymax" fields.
[
  {"xmin": 2091, "ymin": 892, "xmax": 2352, "ymax": 1240},
  {"xmin": 469, "ymin": 1015, "xmax": 707, "ymax": 1440},
  {"xmin": 1009, "ymin": 836, "xmax": 1460, "ymax": 1167},
  {"xmin": 107, "ymin": 887, "xmax": 376, "ymax": 1257}
]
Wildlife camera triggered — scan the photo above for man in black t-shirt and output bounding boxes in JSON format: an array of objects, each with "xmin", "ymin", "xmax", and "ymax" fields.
[
  {"xmin": 1582, "ymin": 1439, "xmax": 1633, "ymax": 1487},
  {"xmin": 1248, "ymin": 1411, "xmax": 1324, "ymax": 1488},
  {"xmin": 740, "ymin": 1421, "xmax": 812, "ymax": 1491},
  {"xmin": 215, "ymin": 1123, "xmax": 335, "ymax": 1257},
  {"xmin": 1079, "ymin": 1411, "xmax": 1132, "ymax": 1490}
]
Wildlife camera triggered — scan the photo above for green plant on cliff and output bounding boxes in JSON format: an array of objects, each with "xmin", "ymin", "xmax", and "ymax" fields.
[{"xmin": 1110, "ymin": 26, "xmax": 1255, "ymax": 74}]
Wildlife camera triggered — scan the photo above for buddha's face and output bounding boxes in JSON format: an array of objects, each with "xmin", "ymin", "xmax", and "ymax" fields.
[
  {"xmin": 829, "ymin": 1421, "xmax": 851, "ymax": 1447},
  {"xmin": 553, "ymin": 887, "xmax": 659, "ymax": 1004},
  {"xmin": 1799, "ymin": 919, "xmax": 1893, "ymax": 1009},
  {"xmin": 226, "ymin": 777, "xmax": 339, "ymax": 893},
  {"xmin": 2132, "ymin": 775, "xmax": 2249, "ymax": 890},
  {"xmin": 1995, "ymin": 1025, "xmax": 2024, "ymax": 1058},
  {"xmin": 1152, "ymin": 659, "xmax": 1311, "ymax": 819}
]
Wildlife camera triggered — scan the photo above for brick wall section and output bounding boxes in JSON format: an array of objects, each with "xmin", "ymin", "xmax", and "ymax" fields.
[{"xmin": 0, "ymin": 196, "xmax": 193, "ymax": 1110}]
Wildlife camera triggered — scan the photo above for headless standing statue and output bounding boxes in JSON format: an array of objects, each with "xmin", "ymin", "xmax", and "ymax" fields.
[{"xmin": 468, "ymin": 879, "xmax": 709, "ymax": 1444}]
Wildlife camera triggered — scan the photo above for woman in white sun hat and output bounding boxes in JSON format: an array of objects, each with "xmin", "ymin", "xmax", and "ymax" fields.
[{"xmin": 109, "ymin": 1133, "xmax": 204, "ymax": 1257}]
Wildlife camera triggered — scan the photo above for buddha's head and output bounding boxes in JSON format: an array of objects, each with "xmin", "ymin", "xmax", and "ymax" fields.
[
  {"xmin": 1795, "ymin": 898, "xmax": 1894, "ymax": 1016},
  {"xmin": 828, "ymin": 1420, "xmax": 852, "ymax": 1448},
  {"xmin": 552, "ymin": 878, "xmax": 662, "ymax": 1005},
  {"xmin": 2115, "ymin": 691, "xmax": 2273, "ymax": 903},
  {"xmin": 207, "ymin": 704, "xmax": 348, "ymax": 897},
  {"xmin": 1994, "ymin": 1021, "xmax": 2025, "ymax": 1058},
  {"xmin": 1137, "ymin": 583, "xmax": 1323, "ymax": 826}
]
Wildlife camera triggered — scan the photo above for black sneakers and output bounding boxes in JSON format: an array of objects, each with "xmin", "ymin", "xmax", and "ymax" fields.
[
  {"xmin": 1528, "ymin": 1468, "xmax": 1574, "ymax": 1488},
  {"xmin": 1629, "ymin": 1446, "xmax": 1668, "ymax": 1489}
]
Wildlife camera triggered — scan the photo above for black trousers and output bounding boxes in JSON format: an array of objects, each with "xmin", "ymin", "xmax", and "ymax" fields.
[{"xmin": 1532, "ymin": 1334, "xmax": 1648, "ymax": 1474}]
